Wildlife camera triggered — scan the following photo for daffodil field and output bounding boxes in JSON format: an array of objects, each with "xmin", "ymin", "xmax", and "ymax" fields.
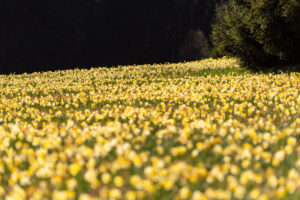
[{"xmin": 0, "ymin": 58, "xmax": 300, "ymax": 200}]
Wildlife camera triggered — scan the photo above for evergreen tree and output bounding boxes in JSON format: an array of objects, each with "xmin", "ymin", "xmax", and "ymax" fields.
[
  {"xmin": 179, "ymin": 29, "xmax": 210, "ymax": 61},
  {"xmin": 212, "ymin": 0, "xmax": 300, "ymax": 71}
]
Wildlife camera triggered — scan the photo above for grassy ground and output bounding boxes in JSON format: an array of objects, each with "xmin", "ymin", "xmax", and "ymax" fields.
[{"xmin": 0, "ymin": 57, "xmax": 299, "ymax": 199}]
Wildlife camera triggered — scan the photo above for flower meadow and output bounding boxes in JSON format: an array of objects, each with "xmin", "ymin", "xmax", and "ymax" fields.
[{"xmin": 0, "ymin": 58, "xmax": 299, "ymax": 200}]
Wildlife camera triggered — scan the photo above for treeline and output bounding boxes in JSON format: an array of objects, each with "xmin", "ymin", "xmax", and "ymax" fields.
[
  {"xmin": 212, "ymin": 0, "xmax": 300, "ymax": 71},
  {"xmin": 0, "ymin": 0, "xmax": 222, "ymax": 74}
]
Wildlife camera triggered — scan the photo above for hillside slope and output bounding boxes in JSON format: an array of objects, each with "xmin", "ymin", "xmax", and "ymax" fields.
[{"xmin": 0, "ymin": 58, "xmax": 299, "ymax": 199}]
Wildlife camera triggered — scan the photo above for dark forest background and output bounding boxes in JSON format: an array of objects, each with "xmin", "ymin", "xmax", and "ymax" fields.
[{"xmin": 0, "ymin": 0, "xmax": 223, "ymax": 74}]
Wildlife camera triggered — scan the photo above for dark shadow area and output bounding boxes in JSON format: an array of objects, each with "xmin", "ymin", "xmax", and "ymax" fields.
[{"xmin": 0, "ymin": 0, "xmax": 222, "ymax": 74}]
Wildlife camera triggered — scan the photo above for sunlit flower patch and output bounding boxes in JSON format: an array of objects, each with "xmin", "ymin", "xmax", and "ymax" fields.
[{"xmin": 0, "ymin": 57, "xmax": 299, "ymax": 199}]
